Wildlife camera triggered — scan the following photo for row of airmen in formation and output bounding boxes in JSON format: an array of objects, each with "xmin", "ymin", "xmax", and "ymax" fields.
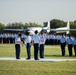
[
  {"xmin": 0, "ymin": 32, "xmax": 76, "ymax": 60},
  {"xmin": 0, "ymin": 33, "xmax": 75, "ymax": 45},
  {"xmin": 0, "ymin": 33, "xmax": 61, "ymax": 44}
]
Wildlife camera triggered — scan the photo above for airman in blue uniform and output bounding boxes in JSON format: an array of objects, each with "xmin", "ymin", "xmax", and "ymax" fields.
[
  {"xmin": 60, "ymin": 34, "xmax": 66, "ymax": 56},
  {"xmin": 32, "ymin": 30, "xmax": 40, "ymax": 60},
  {"xmin": 67, "ymin": 35, "xmax": 73, "ymax": 56},
  {"xmin": 25, "ymin": 32, "xmax": 32, "ymax": 59},
  {"xmin": 73, "ymin": 35, "xmax": 76, "ymax": 56},
  {"xmin": 0, "ymin": 34, "xmax": 2, "ymax": 43},
  {"xmin": 15, "ymin": 33, "xmax": 21, "ymax": 59},
  {"xmin": 40, "ymin": 33, "xmax": 46, "ymax": 58}
]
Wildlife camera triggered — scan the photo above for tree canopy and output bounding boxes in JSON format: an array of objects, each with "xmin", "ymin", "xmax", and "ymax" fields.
[{"xmin": 0, "ymin": 23, "xmax": 5, "ymax": 33}]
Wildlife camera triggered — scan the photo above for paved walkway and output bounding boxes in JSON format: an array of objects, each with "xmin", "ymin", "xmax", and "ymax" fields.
[{"xmin": 0, "ymin": 57, "xmax": 76, "ymax": 62}]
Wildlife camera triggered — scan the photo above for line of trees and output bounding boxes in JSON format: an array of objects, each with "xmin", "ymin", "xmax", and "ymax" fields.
[
  {"xmin": 5, "ymin": 22, "xmax": 41, "ymax": 29},
  {"xmin": 0, "ymin": 22, "xmax": 41, "ymax": 33},
  {"xmin": 0, "ymin": 19, "xmax": 76, "ymax": 34}
]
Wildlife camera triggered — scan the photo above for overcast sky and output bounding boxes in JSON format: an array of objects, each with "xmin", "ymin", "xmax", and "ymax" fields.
[{"xmin": 0, "ymin": 0, "xmax": 76, "ymax": 25}]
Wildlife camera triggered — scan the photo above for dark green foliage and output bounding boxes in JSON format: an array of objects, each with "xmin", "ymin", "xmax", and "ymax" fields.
[
  {"xmin": 50, "ymin": 19, "xmax": 66, "ymax": 28},
  {"xmin": 0, "ymin": 23, "xmax": 5, "ymax": 33},
  {"xmin": 5, "ymin": 22, "xmax": 41, "ymax": 29},
  {"xmin": 70, "ymin": 21, "xmax": 76, "ymax": 35}
]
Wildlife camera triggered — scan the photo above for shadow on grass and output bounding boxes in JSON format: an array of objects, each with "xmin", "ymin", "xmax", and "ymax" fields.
[{"xmin": 45, "ymin": 55, "xmax": 76, "ymax": 58}]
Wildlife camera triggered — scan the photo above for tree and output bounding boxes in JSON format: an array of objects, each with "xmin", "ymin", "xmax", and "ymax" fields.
[
  {"xmin": 70, "ymin": 21, "xmax": 76, "ymax": 35},
  {"xmin": 5, "ymin": 22, "xmax": 42, "ymax": 29},
  {"xmin": 0, "ymin": 23, "xmax": 5, "ymax": 33},
  {"xmin": 5, "ymin": 22, "xmax": 24, "ymax": 29},
  {"xmin": 50, "ymin": 19, "xmax": 66, "ymax": 28},
  {"xmin": 43, "ymin": 19, "xmax": 66, "ymax": 29},
  {"xmin": 28, "ymin": 22, "xmax": 41, "ymax": 27},
  {"xmin": 43, "ymin": 22, "xmax": 48, "ymax": 27}
]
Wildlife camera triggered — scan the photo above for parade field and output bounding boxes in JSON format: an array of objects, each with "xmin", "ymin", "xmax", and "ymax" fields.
[{"xmin": 0, "ymin": 44, "xmax": 76, "ymax": 75}]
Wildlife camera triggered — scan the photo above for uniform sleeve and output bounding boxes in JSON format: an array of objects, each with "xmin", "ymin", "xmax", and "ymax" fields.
[
  {"xmin": 38, "ymin": 36, "xmax": 40, "ymax": 40},
  {"xmin": 32, "ymin": 36, "xmax": 34, "ymax": 40}
]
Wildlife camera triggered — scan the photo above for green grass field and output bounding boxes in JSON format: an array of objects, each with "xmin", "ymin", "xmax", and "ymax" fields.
[
  {"xmin": 0, "ymin": 44, "xmax": 76, "ymax": 58},
  {"xmin": 0, "ymin": 44, "xmax": 76, "ymax": 75}
]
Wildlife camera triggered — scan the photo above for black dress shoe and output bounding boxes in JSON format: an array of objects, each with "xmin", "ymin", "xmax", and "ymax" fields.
[
  {"xmin": 16, "ymin": 58, "xmax": 20, "ymax": 59},
  {"xmin": 26, "ymin": 58, "xmax": 30, "ymax": 60},
  {"xmin": 35, "ymin": 59, "xmax": 39, "ymax": 60},
  {"xmin": 40, "ymin": 57, "xmax": 44, "ymax": 58}
]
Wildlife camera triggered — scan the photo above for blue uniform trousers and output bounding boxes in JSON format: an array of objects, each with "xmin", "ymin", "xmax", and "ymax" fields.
[
  {"xmin": 26, "ymin": 43, "xmax": 31, "ymax": 59},
  {"xmin": 0, "ymin": 38, "xmax": 2, "ymax": 43},
  {"xmin": 15, "ymin": 44, "xmax": 20, "ymax": 59},
  {"xmin": 34, "ymin": 44, "xmax": 39, "ymax": 60},
  {"xmin": 40, "ymin": 44, "xmax": 44, "ymax": 58},
  {"xmin": 74, "ymin": 45, "xmax": 76, "ymax": 56},
  {"xmin": 60, "ymin": 42, "xmax": 66, "ymax": 56},
  {"xmin": 68, "ymin": 44, "xmax": 72, "ymax": 56}
]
